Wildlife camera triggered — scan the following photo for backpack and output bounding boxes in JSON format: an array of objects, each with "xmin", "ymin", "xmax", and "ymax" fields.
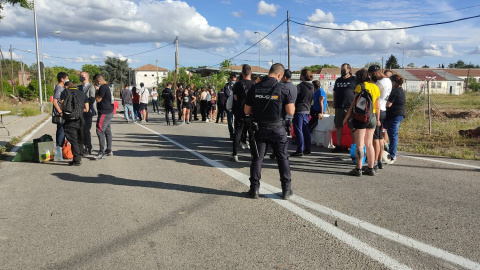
[
  {"xmin": 226, "ymin": 92, "xmax": 234, "ymax": 111},
  {"xmin": 63, "ymin": 90, "xmax": 83, "ymax": 121},
  {"xmin": 352, "ymin": 83, "xmax": 373, "ymax": 123}
]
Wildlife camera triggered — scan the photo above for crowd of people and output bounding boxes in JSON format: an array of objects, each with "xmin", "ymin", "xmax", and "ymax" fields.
[{"xmin": 51, "ymin": 62, "xmax": 406, "ymax": 198}]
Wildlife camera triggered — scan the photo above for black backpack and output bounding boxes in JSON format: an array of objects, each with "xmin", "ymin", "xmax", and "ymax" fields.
[
  {"xmin": 352, "ymin": 83, "xmax": 373, "ymax": 123},
  {"xmin": 63, "ymin": 90, "xmax": 83, "ymax": 121}
]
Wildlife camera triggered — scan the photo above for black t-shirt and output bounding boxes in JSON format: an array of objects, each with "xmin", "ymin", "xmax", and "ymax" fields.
[
  {"xmin": 97, "ymin": 84, "xmax": 113, "ymax": 114},
  {"xmin": 60, "ymin": 88, "xmax": 88, "ymax": 120},
  {"xmin": 162, "ymin": 88, "xmax": 175, "ymax": 106},
  {"xmin": 333, "ymin": 76, "xmax": 356, "ymax": 109},
  {"xmin": 233, "ymin": 79, "xmax": 255, "ymax": 117},
  {"xmin": 386, "ymin": 87, "xmax": 406, "ymax": 120},
  {"xmin": 182, "ymin": 92, "xmax": 193, "ymax": 104}
]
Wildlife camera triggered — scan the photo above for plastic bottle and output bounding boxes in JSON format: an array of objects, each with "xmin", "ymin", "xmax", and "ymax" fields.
[{"xmin": 54, "ymin": 146, "xmax": 63, "ymax": 161}]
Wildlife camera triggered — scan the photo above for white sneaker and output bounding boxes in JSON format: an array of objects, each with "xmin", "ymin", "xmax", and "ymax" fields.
[
  {"xmin": 229, "ymin": 155, "xmax": 239, "ymax": 162},
  {"xmin": 206, "ymin": 119, "xmax": 209, "ymax": 123}
]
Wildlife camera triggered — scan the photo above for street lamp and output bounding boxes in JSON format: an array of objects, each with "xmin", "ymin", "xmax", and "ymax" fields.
[
  {"xmin": 32, "ymin": 0, "xmax": 44, "ymax": 112},
  {"xmin": 396, "ymin": 42, "xmax": 404, "ymax": 69},
  {"xmin": 41, "ymin": 30, "xmax": 61, "ymax": 102},
  {"xmin": 254, "ymin": 31, "xmax": 261, "ymax": 73}
]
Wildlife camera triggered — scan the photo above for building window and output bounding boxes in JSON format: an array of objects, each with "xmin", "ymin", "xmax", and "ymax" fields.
[
  {"xmin": 457, "ymin": 82, "xmax": 462, "ymax": 86},
  {"xmin": 431, "ymin": 82, "xmax": 436, "ymax": 89},
  {"xmin": 144, "ymin": 74, "xmax": 147, "ymax": 77},
  {"xmin": 437, "ymin": 82, "xmax": 441, "ymax": 88},
  {"xmin": 152, "ymin": 74, "xmax": 155, "ymax": 77}
]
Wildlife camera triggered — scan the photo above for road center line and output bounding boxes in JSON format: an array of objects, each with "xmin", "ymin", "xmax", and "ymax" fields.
[{"xmin": 137, "ymin": 124, "xmax": 412, "ymax": 270}]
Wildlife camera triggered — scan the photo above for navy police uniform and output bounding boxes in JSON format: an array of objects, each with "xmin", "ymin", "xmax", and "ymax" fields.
[
  {"xmin": 162, "ymin": 87, "xmax": 176, "ymax": 125},
  {"xmin": 245, "ymin": 76, "xmax": 294, "ymax": 198}
]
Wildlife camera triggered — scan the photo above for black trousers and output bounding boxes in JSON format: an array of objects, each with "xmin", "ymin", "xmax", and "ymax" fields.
[
  {"xmin": 192, "ymin": 104, "xmax": 198, "ymax": 120},
  {"xmin": 309, "ymin": 108, "xmax": 321, "ymax": 132},
  {"xmin": 165, "ymin": 105, "xmax": 176, "ymax": 124},
  {"xmin": 83, "ymin": 113, "xmax": 93, "ymax": 151},
  {"xmin": 216, "ymin": 104, "xmax": 226, "ymax": 123},
  {"xmin": 200, "ymin": 100, "xmax": 208, "ymax": 121},
  {"xmin": 233, "ymin": 117, "xmax": 248, "ymax": 156},
  {"xmin": 177, "ymin": 100, "xmax": 182, "ymax": 119},
  {"xmin": 64, "ymin": 120, "xmax": 84, "ymax": 162},
  {"xmin": 249, "ymin": 126, "xmax": 291, "ymax": 191}
]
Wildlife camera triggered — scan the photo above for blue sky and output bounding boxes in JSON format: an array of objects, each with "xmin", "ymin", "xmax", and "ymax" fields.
[{"xmin": 1, "ymin": 0, "xmax": 479, "ymax": 71}]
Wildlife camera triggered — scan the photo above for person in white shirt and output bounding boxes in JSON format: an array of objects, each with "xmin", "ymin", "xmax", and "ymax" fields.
[
  {"xmin": 368, "ymin": 65, "xmax": 392, "ymax": 171},
  {"xmin": 139, "ymin": 83, "xmax": 150, "ymax": 123},
  {"xmin": 151, "ymin": 87, "xmax": 160, "ymax": 114}
]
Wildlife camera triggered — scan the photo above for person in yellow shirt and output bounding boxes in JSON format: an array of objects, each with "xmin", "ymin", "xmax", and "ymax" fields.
[{"xmin": 343, "ymin": 68, "xmax": 380, "ymax": 176}]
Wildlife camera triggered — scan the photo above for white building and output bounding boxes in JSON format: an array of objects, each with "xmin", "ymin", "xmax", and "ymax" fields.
[{"xmin": 130, "ymin": 64, "xmax": 169, "ymax": 88}]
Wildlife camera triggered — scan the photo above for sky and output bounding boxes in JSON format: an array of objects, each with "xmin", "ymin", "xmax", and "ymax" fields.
[{"xmin": 0, "ymin": 0, "xmax": 480, "ymax": 72}]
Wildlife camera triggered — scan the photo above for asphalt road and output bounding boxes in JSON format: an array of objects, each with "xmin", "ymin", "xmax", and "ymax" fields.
[{"xmin": 1, "ymin": 112, "xmax": 479, "ymax": 270}]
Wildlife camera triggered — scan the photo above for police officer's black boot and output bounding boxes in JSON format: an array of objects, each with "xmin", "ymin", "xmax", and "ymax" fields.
[
  {"xmin": 282, "ymin": 189, "xmax": 293, "ymax": 200},
  {"xmin": 248, "ymin": 189, "xmax": 259, "ymax": 199}
]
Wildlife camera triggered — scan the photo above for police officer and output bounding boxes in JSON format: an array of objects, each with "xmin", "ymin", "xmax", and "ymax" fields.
[
  {"xmin": 244, "ymin": 63, "xmax": 295, "ymax": 200},
  {"xmin": 162, "ymin": 82, "xmax": 176, "ymax": 125}
]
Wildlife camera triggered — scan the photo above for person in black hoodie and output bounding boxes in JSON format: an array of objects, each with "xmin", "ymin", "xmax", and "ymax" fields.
[{"xmin": 291, "ymin": 69, "xmax": 314, "ymax": 157}]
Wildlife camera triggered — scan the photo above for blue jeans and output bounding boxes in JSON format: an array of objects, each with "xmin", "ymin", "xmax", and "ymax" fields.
[
  {"xmin": 56, "ymin": 123, "xmax": 65, "ymax": 147},
  {"xmin": 293, "ymin": 113, "xmax": 311, "ymax": 153},
  {"xmin": 227, "ymin": 110, "xmax": 234, "ymax": 137},
  {"xmin": 385, "ymin": 115, "xmax": 404, "ymax": 158},
  {"xmin": 123, "ymin": 104, "xmax": 134, "ymax": 121}
]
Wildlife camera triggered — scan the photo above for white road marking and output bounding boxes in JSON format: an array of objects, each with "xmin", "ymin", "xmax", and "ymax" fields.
[
  {"xmin": 138, "ymin": 124, "xmax": 412, "ymax": 270},
  {"xmin": 8, "ymin": 116, "xmax": 52, "ymax": 154},
  {"xmin": 401, "ymin": 155, "xmax": 480, "ymax": 170}
]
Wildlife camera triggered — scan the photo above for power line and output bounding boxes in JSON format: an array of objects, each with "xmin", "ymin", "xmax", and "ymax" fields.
[
  {"xmin": 123, "ymin": 42, "xmax": 174, "ymax": 57},
  {"xmin": 290, "ymin": 4, "xmax": 480, "ymax": 24},
  {"xmin": 291, "ymin": 14, "xmax": 480, "ymax": 31}
]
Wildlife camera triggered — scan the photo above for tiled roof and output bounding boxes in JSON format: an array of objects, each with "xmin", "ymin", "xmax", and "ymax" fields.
[
  {"xmin": 134, "ymin": 64, "xmax": 168, "ymax": 72},
  {"xmin": 432, "ymin": 70, "xmax": 463, "ymax": 81},
  {"xmin": 403, "ymin": 69, "xmax": 448, "ymax": 81},
  {"xmin": 227, "ymin": 65, "xmax": 269, "ymax": 73},
  {"xmin": 441, "ymin": 69, "xmax": 480, "ymax": 77},
  {"xmin": 392, "ymin": 69, "xmax": 423, "ymax": 81}
]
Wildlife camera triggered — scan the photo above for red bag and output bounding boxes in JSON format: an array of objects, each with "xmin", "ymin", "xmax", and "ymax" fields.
[{"xmin": 62, "ymin": 140, "xmax": 73, "ymax": 159}]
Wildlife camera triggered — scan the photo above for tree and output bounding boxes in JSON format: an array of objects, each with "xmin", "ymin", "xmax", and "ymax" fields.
[
  {"xmin": 81, "ymin": 64, "xmax": 101, "ymax": 77},
  {"xmin": 422, "ymin": 65, "xmax": 430, "ymax": 68},
  {"xmin": 0, "ymin": 0, "xmax": 32, "ymax": 19},
  {"xmin": 101, "ymin": 57, "xmax": 130, "ymax": 91},
  {"xmin": 364, "ymin": 61, "xmax": 381, "ymax": 68},
  {"xmin": 220, "ymin": 59, "xmax": 234, "ymax": 69},
  {"xmin": 302, "ymin": 64, "xmax": 338, "ymax": 72},
  {"xmin": 407, "ymin": 63, "xmax": 415, "ymax": 68},
  {"xmin": 468, "ymin": 77, "xmax": 480, "ymax": 92},
  {"xmin": 385, "ymin": 54, "xmax": 400, "ymax": 69},
  {"xmin": 448, "ymin": 60, "xmax": 480, "ymax": 69}
]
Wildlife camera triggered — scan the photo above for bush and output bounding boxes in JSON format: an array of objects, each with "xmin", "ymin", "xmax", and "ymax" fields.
[
  {"xmin": 17, "ymin": 80, "xmax": 40, "ymax": 101},
  {"xmin": 22, "ymin": 106, "xmax": 41, "ymax": 116},
  {"xmin": 1, "ymin": 79, "xmax": 13, "ymax": 96}
]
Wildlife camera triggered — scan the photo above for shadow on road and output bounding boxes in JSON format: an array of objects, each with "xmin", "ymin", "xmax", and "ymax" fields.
[{"xmin": 52, "ymin": 173, "xmax": 244, "ymax": 198}]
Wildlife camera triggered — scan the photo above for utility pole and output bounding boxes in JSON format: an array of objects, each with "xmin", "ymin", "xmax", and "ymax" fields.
[
  {"xmin": 465, "ymin": 67, "xmax": 471, "ymax": 93},
  {"xmin": 426, "ymin": 76, "xmax": 435, "ymax": 135},
  {"xmin": 10, "ymin": 45, "xmax": 16, "ymax": 97},
  {"xmin": 0, "ymin": 48, "xmax": 4, "ymax": 97},
  {"xmin": 33, "ymin": 0, "xmax": 44, "ymax": 112},
  {"xmin": 174, "ymin": 37, "xmax": 179, "ymax": 91},
  {"xmin": 156, "ymin": 59, "xmax": 159, "ymax": 86},
  {"xmin": 287, "ymin": 10, "xmax": 291, "ymax": 70},
  {"xmin": 381, "ymin": 56, "xmax": 384, "ymax": 70}
]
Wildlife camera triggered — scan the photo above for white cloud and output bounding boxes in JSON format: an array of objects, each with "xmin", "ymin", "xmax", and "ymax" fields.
[
  {"xmin": 0, "ymin": 0, "xmax": 239, "ymax": 47},
  {"xmin": 102, "ymin": 51, "xmax": 133, "ymax": 63},
  {"xmin": 221, "ymin": 1, "xmax": 232, "ymax": 4},
  {"xmin": 444, "ymin": 44, "xmax": 459, "ymax": 57},
  {"xmin": 467, "ymin": 45, "xmax": 480, "ymax": 55},
  {"xmin": 307, "ymin": 9, "xmax": 334, "ymax": 23},
  {"xmin": 155, "ymin": 42, "xmax": 162, "ymax": 48},
  {"xmin": 244, "ymin": 31, "xmax": 275, "ymax": 54},
  {"xmin": 301, "ymin": 9, "xmax": 443, "ymax": 58},
  {"xmin": 257, "ymin": 0, "xmax": 279, "ymax": 17},
  {"xmin": 233, "ymin": 11, "xmax": 244, "ymax": 18},
  {"xmin": 290, "ymin": 35, "xmax": 332, "ymax": 57}
]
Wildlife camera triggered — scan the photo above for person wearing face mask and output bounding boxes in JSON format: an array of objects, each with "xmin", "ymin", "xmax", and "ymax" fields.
[
  {"xmin": 78, "ymin": 71, "xmax": 96, "ymax": 156},
  {"xmin": 93, "ymin": 74, "xmax": 114, "ymax": 160},
  {"xmin": 244, "ymin": 63, "xmax": 295, "ymax": 200},
  {"xmin": 368, "ymin": 65, "xmax": 392, "ymax": 171},
  {"xmin": 52, "ymin": 72, "xmax": 69, "ymax": 147},
  {"xmin": 332, "ymin": 63, "xmax": 357, "ymax": 153}
]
